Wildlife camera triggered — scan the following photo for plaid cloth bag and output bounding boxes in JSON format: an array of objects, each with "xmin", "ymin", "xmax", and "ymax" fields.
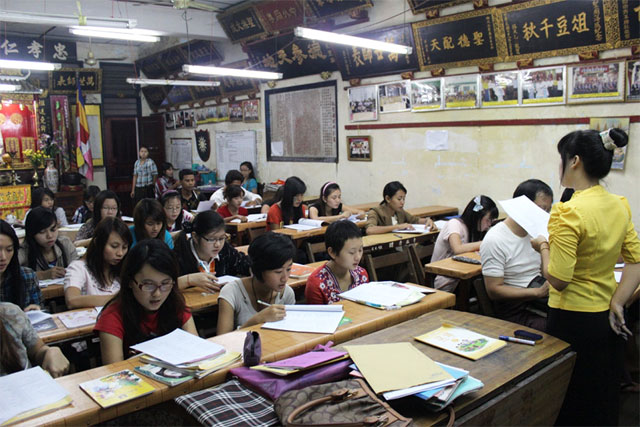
[{"xmin": 174, "ymin": 379, "xmax": 279, "ymax": 426}]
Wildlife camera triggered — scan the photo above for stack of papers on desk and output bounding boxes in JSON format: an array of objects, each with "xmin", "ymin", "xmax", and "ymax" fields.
[
  {"xmin": 247, "ymin": 213, "xmax": 267, "ymax": 222},
  {"xmin": 393, "ymin": 224, "xmax": 431, "ymax": 234},
  {"xmin": 262, "ymin": 305, "xmax": 344, "ymax": 334},
  {"xmin": 38, "ymin": 277, "xmax": 65, "ymax": 288},
  {"xmin": 415, "ymin": 363, "xmax": 483, "ymax": 410},
  {"xmin": 339, "ymin": 282, "xmax": 425, "ymax": 309},
  {"xmin": 139, "ymin": 351, "xmax": 241, "ymax": 380},
  {"xmin": 284, "ymin": 218, "xmax": 325, "ymax": 231},
  {"xmin": 251, "ymin": 349, "xmax": 348, "ymax": 376}
]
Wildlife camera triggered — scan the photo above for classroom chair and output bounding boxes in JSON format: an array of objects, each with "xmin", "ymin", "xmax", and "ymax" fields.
[
  {"xmin": 407, "ymin": 244, "xmax": 434, "ymax": 286},
  {"xmin": 248, "ymin": 227, "xmax": 266, "ymax": 242},
  {"xmin": 363, "ymin": 247, "xmax": 420, "ymax": 284},
  {"xmin": 304, "ymin": 241, "xmax": 326, "ymax": 263},
  {"xmin": 473, "ymin": 277, "xmax": 496, "ymax": 317}
]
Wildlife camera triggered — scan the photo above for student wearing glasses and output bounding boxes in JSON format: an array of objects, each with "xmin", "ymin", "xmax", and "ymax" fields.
[
  {"xmin": 161, "ymin": 190, "xmax": 193, "ymax": 232},
  {"xmin": 173, "ymin": 211, "xmax": 251, "ymax": 293},
  {"xmin": 94, "ymin": 240, "xmax": 197, "ymax": 364},
  {"xmin": 75, "ymin": 190, "xmax": 121, "ymax": 244}
]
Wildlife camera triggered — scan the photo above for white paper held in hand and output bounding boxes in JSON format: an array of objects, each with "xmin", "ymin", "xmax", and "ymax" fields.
[{"xmin": 499, "ymin": 195, "xmax": 550, "ymax": 239}]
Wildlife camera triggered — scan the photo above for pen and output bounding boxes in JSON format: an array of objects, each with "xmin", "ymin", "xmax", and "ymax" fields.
[
  {"xmin": 257, "ymin": 300, "xmax": 271, "ymax": 307},
  {"xmin": 393, "ymin": 234, "xmax": 403, "ymax": 238},
  {"xmin": 499, "ymin": 335, "xmax": 535, "ymax": 346}
]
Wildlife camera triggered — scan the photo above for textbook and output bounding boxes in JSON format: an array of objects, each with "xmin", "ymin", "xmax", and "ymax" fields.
[
  {"xmin": 58, "ymin": 308, "xmax": 100, "ymax": 329},
  {"xmin": 0, "ymin": 367, "xmax": 72, "ymax": 426},
  {"xmin": 415, "ymin": 324, "xmax": 506, "ymax": 361},
  {"xmin": 284, "ymin": 218, "xmax": 326, "ymax": 231},
  {"xmin": 289, "ymin": 263, "xmax": 317, "ymax": 279},
  {"xmin": 79, "ymin": 370, "xmax": 155, "ymax": 408},
  {"xmin": 262, "ymin": 305, "xmax": 344, "ymax": 334},
  {"xmin": 247, "ymin": 213, "xmax": 267, "ymax": 222},
  {"xmin": 38, "ymin": 277, "xmax": 65, "ymax": 288},
  {"xmin": 339, "ymin": 281, "xmax": 424, "ymax": 309},
  {"xmin": 393, "ymin": 224, "xmax": 431, "ymax": 234},
  {"xmin": 134, "ymin": 364, "xmax": 194, "ymax": 387},
  {"xmin": 140, "ymin": 351, "xmax": 242, "ymax": 379}
]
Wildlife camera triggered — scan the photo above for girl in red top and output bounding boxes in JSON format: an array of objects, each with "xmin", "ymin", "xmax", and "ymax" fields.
[
  {"xmin": 217, "ymin": 185, "xmax": 249, "ymax": 223},
  {"xmin": 306, "ymin": 220, "xmax": 368, "ymax": 304},
  {"xmin": 266, "ymin": 176, "xmax": 308, "ymax": 230},
  {"xmin": 94, "ymin": 239, "xmax": 197, "ymax": 364}
]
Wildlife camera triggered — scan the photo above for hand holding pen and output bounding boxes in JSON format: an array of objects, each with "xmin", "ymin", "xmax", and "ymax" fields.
[{"xmin": 258, "ymin": 300, "xmax": 286, "ymax": 322}]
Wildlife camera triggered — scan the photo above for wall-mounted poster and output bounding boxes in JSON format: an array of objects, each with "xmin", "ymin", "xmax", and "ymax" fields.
[
  {"xmin": 480, "ymin": 71, "xmax": 519, "ymax": 107},
  {"xmin": 165, "ymin": 112, "xmax": 176, "ymax": 130},
  {"xmin": 443, "ymin": 75, "xmax": 478, "ymax": 109},
  {"xmin": 626, "ymin": 59, "xmax": 640, "ymax": 102},
  {"xmin": 590, "ymin": 117, "xmax": 630, "ymax": 170},
  {"xmin": 229, "ymin": 102, "xmax": 244, "ymax": 121},
  {"xmin": 348, "ymin": 86, "xmax": 378, "ymax": 122},
  {"xmin": 568, "ymin": 62, "xmax": 625, "ymax": 104},
  {"xmin": 411, "ymin": 78, "xmax": 443, "ymax": 112},
  {"xmin": 243, "ymin": 99, "xmax": 260, "ymax": 123},
  {"xmin": 520, "ymin": 66, "xmax": 565, "ymax": 106},
  {"xmin": 378, "ymin": 81, "xmax": 411, "ymax": 113}
]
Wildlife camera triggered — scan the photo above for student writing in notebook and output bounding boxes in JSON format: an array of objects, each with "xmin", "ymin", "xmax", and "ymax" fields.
[
  {"xmin": 129, "ymin": 198, "xmax": 174, "ymax": 249},
  {"xmin": 308, "ymin": 182, "xmax": 365, "ymax": 223},
  {"xmin": 0, "ymin": 302, "xmax": 69, "ymax": 377},
  {"xmin": 365, "ymin": 181, "xmax": 436, "ymax": 235},
  {"xmin": 173, "ymin": 211, "xmax": 251, "ymax": 292},
  {"xmin": 64, "ymin": 217, "xmax": 132, "ymax": 309},
  {"xmin": 306, "ymin": 221, "xmax": 368, "ymax": 304},
  {"xmin": 431, "ymin": 195, "xmax": 498, "ymax": 292},
  {"xmin": 266, "ymin": 176, "xmax": 308, "ymax": 230},
  {"xmin": 75, "ymin": 190, "xmax": 121, "ymax": 244},
  {"xmin": 94, "ymin": 240, "xmax": 197, "ymax": 364},
  {"xmin": 209, "ymin": 170, "xmax": 262, "ymax": 209},
  {"xmin": 217, "ymin": 185, "xmax": 249, "ymax": 223},
  {"xmin": 0, "ymin": 221, "xmax": 41, "ymax": 311},
  {"xmin": 217, "ymin": 232, "xmax": 296, "ymax": 334},
  {"xmin": 19, "ymin": 207, "xmax": 78, "ymax": 281}
]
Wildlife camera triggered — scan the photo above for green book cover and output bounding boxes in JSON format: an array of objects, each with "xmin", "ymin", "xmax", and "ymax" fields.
[{"xmin": 134, "ymin": 364, "xmax": 194, "ymax": 387}]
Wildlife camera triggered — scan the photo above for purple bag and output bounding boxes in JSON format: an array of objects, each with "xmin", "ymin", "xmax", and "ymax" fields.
[
  {"xmin": 243, "ymin": 331, "xmax": 261, "ymax": 367},
  {"xmin": 230, "ymin": 342, "xmax": 352, "ymax": 401}
]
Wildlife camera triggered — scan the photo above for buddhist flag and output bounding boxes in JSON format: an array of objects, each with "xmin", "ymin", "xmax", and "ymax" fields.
[{"xmin": 76, "ymin": 81, "xmax": 93, "ymax": 180}]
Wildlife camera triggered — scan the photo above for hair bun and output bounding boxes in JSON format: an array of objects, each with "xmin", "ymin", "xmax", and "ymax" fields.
[{"xmin": 609, "ymin": 128, "xmax": 629, "ymax": 148}]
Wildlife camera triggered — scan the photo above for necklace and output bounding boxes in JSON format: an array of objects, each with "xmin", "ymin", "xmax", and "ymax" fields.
[{"xmin": 250, "ymin": 277, "xmax": 273, "ymax": 311}]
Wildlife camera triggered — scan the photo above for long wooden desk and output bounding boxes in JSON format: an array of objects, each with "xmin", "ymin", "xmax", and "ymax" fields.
[
  {"xmin": 274, "ymin": 220, "xmax": 367, "ymax": 243},
  {"xmin": 337, "ymin": 310, "xmax": 575, "ymax": 426},
  {"xmin": 406, "ymin": 205, "xmax": 458, "ymax": 219},
  {"xmin": 225, "ymin": 220, "xmax": 267, "ymax": 245},
  {"xmin": 424, "ymin": 251, "xmax": 482, "ymax": 311},
  {"xmin": 23, "ymin": 288, "xmax": 456, "ymax": 426},
  {"xmin": 41, "ymin": 284, "xmax": 64, "ymax": 300},
  {"xmin": 362, "ymin": 230, "xmax": 438, "ymax": 253}
]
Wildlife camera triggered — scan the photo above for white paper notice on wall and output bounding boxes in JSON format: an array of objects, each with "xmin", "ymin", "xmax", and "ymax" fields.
[
  {"xmin": 271, "ymin": 141, "xmax": 284, "ymax": 157},
  {"xmin": 425, "ymin": 130, "xmax": 449, "ymax": 151}
]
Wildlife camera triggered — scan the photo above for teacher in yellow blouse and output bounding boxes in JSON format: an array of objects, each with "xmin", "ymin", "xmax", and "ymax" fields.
[{"xmin": 532, "ymin": 128, "xmax": 640, "ymax": 426}]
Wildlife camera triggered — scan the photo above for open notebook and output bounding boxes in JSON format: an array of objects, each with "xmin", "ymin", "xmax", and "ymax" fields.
[{"xmin": 262, "ymin": 305, "xmax": 344, "ymax": 334}]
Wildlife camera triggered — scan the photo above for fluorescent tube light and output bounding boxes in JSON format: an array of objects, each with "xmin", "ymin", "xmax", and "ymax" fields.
[
  {"xmin": 0, "ymin": 10, "xmax": 135, "ymax": 29},
  {"xmin": 294, "ymin": 27, "xmax": 413, "ymax": 55},
  {"xmin": 183, "ymin": 64, "xmax": 282, "ymax": 80},
  {"xmin": 127, "ymin": 78, "xmax": 220, "ymax": 87},
  {"xmin": 0, "ymin": 83, "xmax": 20, "ymax": 92},
  {"xmin": 0, "ymin": 59, "xmax": 61, "ymax": 71},
  {"xmin": 69, "ymin": 27, "xmax": 161, "ymax": 42}
]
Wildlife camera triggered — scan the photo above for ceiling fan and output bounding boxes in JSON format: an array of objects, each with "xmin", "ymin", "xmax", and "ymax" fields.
[
  {"xmin": 83, "ymin": 49, "xmax": 128, "ymax": 66},
  {"xmin": 171, "ymin": 0, "xmax": 221, "ymax": 12}
]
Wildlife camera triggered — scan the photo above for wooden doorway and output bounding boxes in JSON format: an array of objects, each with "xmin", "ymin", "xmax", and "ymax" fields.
[{"xmin": 104, "ymin": 117, "xmax": 138, "ymax": 216}]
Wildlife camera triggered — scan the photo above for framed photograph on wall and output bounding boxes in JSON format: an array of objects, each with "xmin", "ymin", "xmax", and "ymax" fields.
[
  {"xmin": 411, "ymin": 78, "xmax": 442, "ymax": 112},
  {"xmin": 626, "ymin": 59, "xmax": 640, "ymax": 102},
  {"xmin": 480, "ymin": 71, "xmax": 519, "ymax": 107},
  {"xmin": 348, "ymin": 85, "xmax": 378, "ymax": 121},
  {"xmin": 229, "ymin": 102, "xmax": 244, "ymax": 121},
  {"xmin": 590, "ymin": 117, "xmax": 630, "ymax": 170},
  {"xmin": 568, "ymin": 62, "xmax": 625, "ymax": 104},
  {"xmin": 347, "ymin": 136, "xmax": 371, "ymax": 161},
  {"xmin": 443, "ymin": 75, "xmax": 478, "ymax": 109},
  {"xmin": 378, "ymin": 81, "xmax": 411, "ymax": 113},
  {"xmin": 215, "ymin": 104, "xmax": 230, "ymax": 122},
  {"xmin": 243, "ymin": 99, "xmax": 260, "ymax": 123},
  {"xmin": 164, "ymin": 112, "xmax": 175, "ymax": 130},
  {"xmin": 520, "ymin": 66, "xmax": 565, "ymax": 106}
]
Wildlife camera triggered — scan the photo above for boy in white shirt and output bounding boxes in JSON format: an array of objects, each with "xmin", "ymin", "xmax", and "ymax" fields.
[{"xmin": 210, "ymin": 170, "xmax": 262, "ymax": 209}]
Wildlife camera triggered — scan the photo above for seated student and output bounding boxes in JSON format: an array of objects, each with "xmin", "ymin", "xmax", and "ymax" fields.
[
  {"xmin": 174, "ymin": 211, "xmax": 251, "ymax": 292},
  {"xmin": 75, "ymin": 190, "xmax": 121, "ymax": 243},
  {"xmin": 260, "ymin": 186, "xmax": 282, "ymax": 215},
  {"xmin": 266, "ymin": 176, "xmax": 307, "ymax": 230},
  {"xmin": 479, "ymin": 179, "xmax": 553, "ymax": 331},
  {"xmin": 26, "ymin": 187, "xmax": 68, "ymax": 226},
  {"xmin": 72, "ymin": 185, "xmax": 100, "ymax": 224},
  {"xmin": 155, "ymin": 162, "xmax": 178, "ymax": 198},
  {"xmin": 130, "ymin": 199, "xmax": 174, "ymax": 249},
  {"xmin": 210, "ymin": 170, "xmax": 262, "ymax": 209},
  {"xmin": 94, "ymin": 240, "xmax": 197, "ymax": 364},
  {"xmin": 19, "ymin": 207, "xmax": 78, "ymax": 281},
  {"xmin": 217, "ymin": 185, "xmax": 248, "ymax": 223},
  {"xmin": 64, "ymin": 217, "xmax": 132, "ymax": 309},
  {"xmin": 0, "ymin": 220, "xmax": 41, "ymax": 311},
  {"xmin": 365, "ymin": 181, "xmax": 435, "ymax": 235},
  {"xmin": 431, "ymin": 195, "xmax": 498, "ymax": 292},
  {"xmin": 0, "ymin": 302, "xmax": 69, "ymax": 377},
  {"xmin": 240, "ymin": 161, "xmax": 258, "ymax": 194},
  {"xmin": 161, "ymin": 190, "xmax": 193, "ymax": 232},
  {"xmin": 306, "ymin": 221, "xmax": 368, "ymax": 304},
  {"xmin": 309, "ymin": 182, "xmax": 366, "ymax": 223},
  {"xmin": 217, "ymin": 232, "xmax": 295, "ymax": 334},
  {"xmin": 178, "ymin": 169, "xmax": 200, "ymax": 212}
]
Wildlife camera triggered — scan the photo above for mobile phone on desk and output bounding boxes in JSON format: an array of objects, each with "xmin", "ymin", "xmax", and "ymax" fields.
[{"xmin": 514, "ymin": 330, "xmax": 543, "ymax": 342}]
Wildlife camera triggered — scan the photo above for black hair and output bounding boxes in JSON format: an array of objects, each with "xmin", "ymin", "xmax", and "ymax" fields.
[
  {"xmin": 30, "ymin": 187, "xmax": 55, "ymax": 209},
  {"xmin": 93, "ymin": 190, "xmax": 121, "ymax": 225},
  {"xmin": 381, "ymin": 181, "xmax": 407, "ymax": 205},
  {"xmin": 248, "ymin": 232, "xmax": 295, "ymax": 281},
  {"xmin": 314, "ymin": 182, "xmax": 342, "ymax": 216},
  {"xmin": 86, "ymin": 217, "xmax": 132, "ymax": 290},
  {"xmin": 325, "ymin": 220, "xmax": 362, "ymax": 257},
  {"xmin": 100, "ymin": 239, "xmax": 185, "ymax": 353},
  {"xmin": 513, "ymin": 179, "xmax": 553, "ymax": 202},
  {"xmin": 25, "ymin": 207, "xmax": 69, "ymax": 271},
  {"xmin": 224, "ymin": 184, "xmax": 243, "ymax": 201},
  {"xmin": 281, "ymin": 176, "xmax": 307, "ymax": 225},
  {"xmin": 179, "ymin": 169, "xmax": 195, "ymax": 181},
  {"xmin": 560, "ymin": 188, "xmax": 575, "ymax": 203},
  {"xmin": 160, "ymin": 162, "xmax": 174, "ymax": 177},
  {"xmin": 557, "ymin": 128, "xmax": 628, "ymax": 180},
  {"xmin": 174, "ymin": 210, "xmax": 226, "ymax": 275},
  {"xmin": 0, "ymin": 220, "xmax": 26, "ymax": 308},
  {"xmin": 84, "ymin": 185, "xmax": 101, "ymax": 202},
  {"xmin": 458, "ymin": 196, "xmax": 499, "ymax": 242},
  {"xmin": 240, "ymin": 161, "xmax": 256, "ymax": 180},
  {"xmin": 160, "ymin": 190, "xmax": 185, "ymax": 231},
  {"xmin": 225, "ymin": 170, "xmax": 244, "ymax": 186},
  {"xmin": 133, "ymin": 198, "xmax": 167, "ymax": 242}
]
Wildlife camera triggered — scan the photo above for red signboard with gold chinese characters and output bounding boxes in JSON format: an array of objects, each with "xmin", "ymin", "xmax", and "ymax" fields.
[{"xmin": 0, "ymin": 100, "xmax": 39, "ymax": 167}]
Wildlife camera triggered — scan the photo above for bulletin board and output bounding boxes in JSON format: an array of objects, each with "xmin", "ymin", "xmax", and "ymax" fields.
[
  {"xmin": 215, "ymin": 130, "xmax": 257, "ymax": 179},
  {"xmin": 170, "ymin": 137, "xmax": 193, "ymax": 171}
]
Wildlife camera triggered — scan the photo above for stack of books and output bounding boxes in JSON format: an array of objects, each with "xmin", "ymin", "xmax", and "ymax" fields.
[
  {"xmin": 138, "ymin": 351, "xmax": 241, "ymax": 382},
  {"xmin": 339, "ymin": 281, "xmax": 426, "ymax": 310},
  {"xmin": 250, "ymin": 348, "xmax": 348, "ymax": 376}
]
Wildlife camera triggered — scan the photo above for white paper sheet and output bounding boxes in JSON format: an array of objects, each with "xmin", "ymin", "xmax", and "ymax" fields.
[
  {"xmin": 271, "ymin": 140, "xmax": 284, "ymax": 156},
  {"xmin": 247, "ymin": 213, "xmax": 267, "ymax": 222},
  {"xmin": 426, "ymin": 130, "xmax": 449, "ymax": 151},
  {"xmin": 196, "ymin": 199, "xmax": 216, "ymax": 212},
  {"xmin": 26, "ymin": 310, "xmax": 52, "ymax": 325},
  {"xmin": 38, "ymin": 277, "xmax": 65, "ymax": 288},
  {"xmin": 262, "ymin": 308, "xmax": 345, "ymax": 334},
  {"xmin": 130, "ymin": 328, "xmax": 225, "ymax": 366},
  {"xmin": 614, "ymin": 271, "xmax": 622, "ymax": 283},
  {"xmin": 339, "ymin": 282, "xmax": 413, "ymax": 307},
  {"xmin": 59, "ymin": 224, "xmax": 83, "ymax": 230},
  {"xmin": 394, "ymin": 224, "xmax": 431, "ymax": 234},
  {"xmin": 499, "ymin": 195, "xmax": 550, "ymax": 239},
  {"xmin": 283, "ymin": 304, "xmax": 344, "ymax": 312},
  {"xmin": 121, "ymin": 216, "xmax": 134, "ymax": 222},
  {"xmin": 283, "ymin": 224, "xmax": 320, "ymax": 231}
]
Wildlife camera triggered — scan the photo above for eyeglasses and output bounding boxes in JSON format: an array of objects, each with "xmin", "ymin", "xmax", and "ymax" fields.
[
  {"xmin": 165, "ymin": 206, "xmax": 181, "ymax": 212},
  {"xmin": 101, "ymin": 207, "xmax": 118, "ymax": 212},
  {"xmin": 199, "ymin": 234, "xmax": 226, "ymax": 245},
  {"xmin": 133, "ymin": 278, "xmax": 174, "ymax": 293}
]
